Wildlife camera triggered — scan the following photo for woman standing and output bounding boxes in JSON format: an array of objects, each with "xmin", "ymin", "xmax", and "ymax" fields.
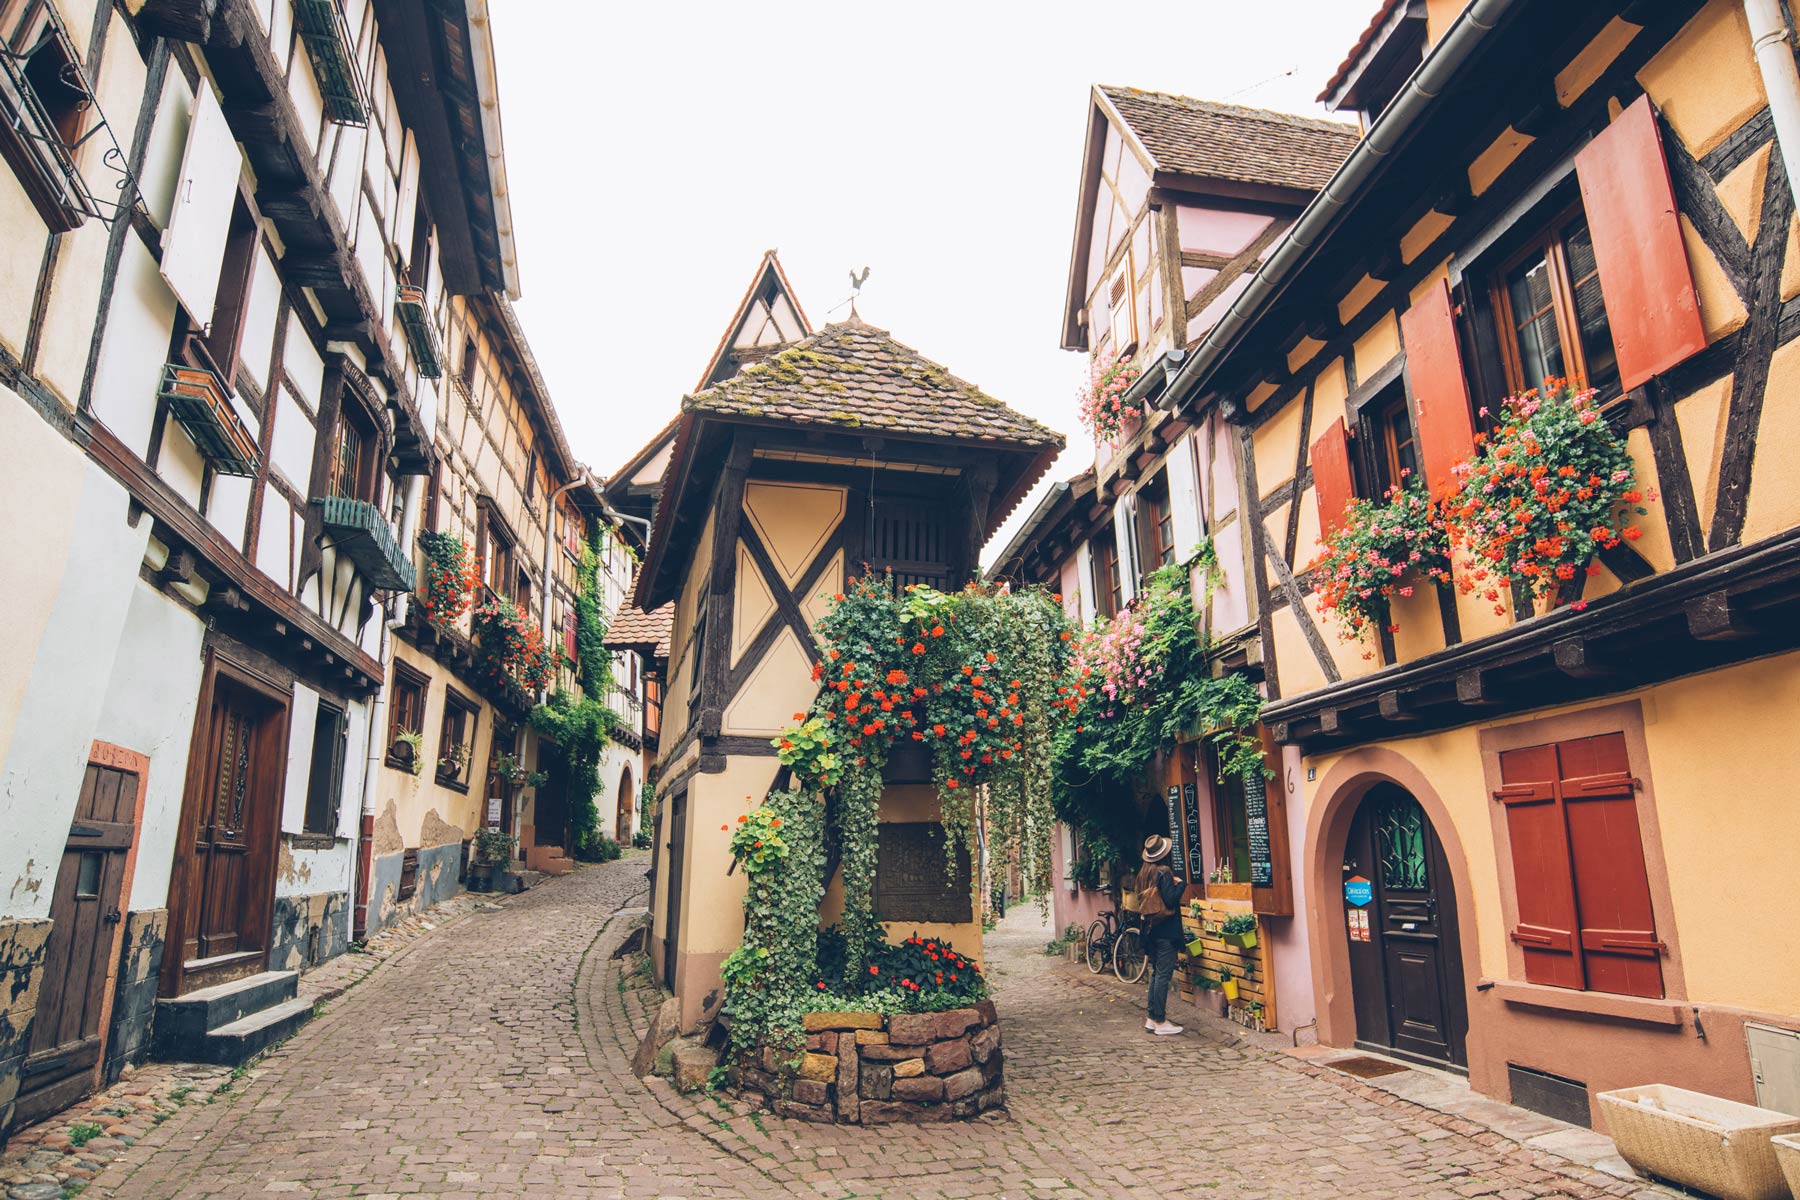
[{"xmin": 1136, "ymin": 835, "xmax": 1186, "ymax": 1036}]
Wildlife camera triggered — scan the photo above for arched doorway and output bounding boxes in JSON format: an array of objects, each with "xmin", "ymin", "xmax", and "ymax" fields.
[
  {"xmin": 1342, "ymin": 784, "xmax": 1469, "ymax": 1069},
  {"xmin": 616, "ymin": 765, "xmax": 634, "ymax": 843}
]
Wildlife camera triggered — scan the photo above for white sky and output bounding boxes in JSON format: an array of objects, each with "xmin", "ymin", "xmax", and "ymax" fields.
[{"xmin": 492, "ymin": 1, "xmax": 1376, "ymax": 562}]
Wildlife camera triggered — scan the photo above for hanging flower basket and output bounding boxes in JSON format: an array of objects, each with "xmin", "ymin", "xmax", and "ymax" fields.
[
  {"xmin": 1443, "ymin": 380, "xmax": 1653, "ymax": 615},
  {"xmin": 1077, "ymin": 351, "xmax": 1143, "ymax": 445},
  {"xmin": 471, "ymin": 594, "xmax": 556, "ymax": 694},
  {"xmin": 1309, "ymin": 478, "xmax": 1453, "ymax": 645},
  {"xmin": 417, "ymin": 531, "xmax": 478, "ymax": 633}
]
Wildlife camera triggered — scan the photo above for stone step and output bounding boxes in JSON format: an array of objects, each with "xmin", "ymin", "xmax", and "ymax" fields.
[
  {"xmin": 189, "ymin": 997, "xmax": 315, "ymax": 1065},
  {"xmin": 152, "ymin": 970, "xmax": 299, "ymax": 1051}
]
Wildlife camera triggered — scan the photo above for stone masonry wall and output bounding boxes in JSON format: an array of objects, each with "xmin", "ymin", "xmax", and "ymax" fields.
[{"xmin": 731, "ymin": 1002, "xmax": 1004, "ymax": 1124}]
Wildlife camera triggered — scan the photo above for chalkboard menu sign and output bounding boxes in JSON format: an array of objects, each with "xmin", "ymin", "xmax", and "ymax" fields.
[
  {"xmin": 1165, "ymin": 785, "xmax": 1185, "ymax": 877},
  {"xmin": 1182, "ymin": 783, "xmax": 1203, "ymax": 879},
  {"xmin": 1244, "ymin": 770, "xmax": 1274, "ymax": 888}
]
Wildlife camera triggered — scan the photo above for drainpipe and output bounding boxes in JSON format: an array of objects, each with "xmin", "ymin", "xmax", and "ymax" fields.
[
  {"xmin": 1745, "ymin": 0, "xmax": 1800, "ymax": 194},
  {"xmin": 352, "ymin": 474, "xmax": 424, "ymax": 941}
]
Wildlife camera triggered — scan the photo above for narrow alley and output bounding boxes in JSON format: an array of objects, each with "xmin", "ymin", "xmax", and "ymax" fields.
[{"xmin": 33, "ymin": 858, "xmax": 1675, "ymax": 1200}]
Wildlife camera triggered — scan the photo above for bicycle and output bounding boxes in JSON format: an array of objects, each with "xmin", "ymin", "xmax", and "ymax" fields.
[
  {"xmin": 1084, "ymin": 909, "xmax": 1123, "ymax": 974},
  {"xmin": 1111, "ymin": 923, "xmax": 1148, "ymax": 984}
]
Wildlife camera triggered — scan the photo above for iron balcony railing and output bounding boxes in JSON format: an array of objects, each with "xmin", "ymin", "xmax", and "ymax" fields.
[
  {"xmin": 291, "ymin": 0, "xmax": 368, "ymax": 127},
  {"xmin": 395, "ymin": 283, "xmax": 443, "ymax": 378}
]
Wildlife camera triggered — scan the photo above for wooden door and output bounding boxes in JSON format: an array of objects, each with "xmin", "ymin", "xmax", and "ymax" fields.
[
  {"xmin": 1342, "ymin": 785, "xmax": 1468, "ymax": 1068},
  {"xmin": 170, "ymin": 670, "xmax": 285, "ymax": 994},
  {"xmin": 15, "ymin": 761, "xmax": 139, "ymax": 1123},
  {"xmin": 662, "ymin": 791, "xmax": 687, "ymax": 986}
]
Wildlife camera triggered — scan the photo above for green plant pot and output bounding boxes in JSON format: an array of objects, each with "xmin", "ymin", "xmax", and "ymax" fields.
[
  {"xmin": 1185, "ymin": 936, "xmax": 1207, "ymax": 958},
  {"xmin": 1223, "ymin": 930, "xmax": 1258, "ymax": 950}
]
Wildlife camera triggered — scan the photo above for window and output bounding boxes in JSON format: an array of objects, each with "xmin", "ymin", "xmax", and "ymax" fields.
[
  {"xmin": 408, "ymin": 191, "xmax": 430, "ymax": 290},
  {"xmin": 385, "ymin": 660, "xmax": 427, "ymax": 770},
  {"xmin": 685, "ymin": 609, "xmax": 707, "ymax": 730},
  {"xmin": 458, "ymin": 336, "xmax": 478, "ymax": 395},
  {"xmin": 0, "ymin": 0, "xmax": 96, "ymax": 231},
  {"xmin": 202, "ymin": 194, "xmax": 260, "ymax": 388},
  {"xmin": 303, "ymin": 701, "xmax": 346, "ymax": 835},
  {"xmin": 329, "ymin": 400, "xmax": 379, "ymax": 503},
  {"xmin": 484, "ymin": 517, "xmax": 514, "ymax": 600},
  {"xmin": 1212, "ymin": 765, "xmax": 1252, "ymax": 885},
  {"xmin": 1495, "ymin": 731, "xmax": 1664, "ymax": 999},
  {"xmin": 1488, "ymin": 209, "xmax": 1618, "ymax": 399},
  {"xmin": 1137, "ymin": 472, "xmax": 1174, "ymax": 574},
  {"xmin": 437, "ymin": 688, "xmax": 477, "ymax": 791},
  {"xmin": 1358, "ymin": 387, "xmax": 1420, "ymax": 498},
  {"xmin": 1091, "ymin": 530, "xmax": 1121, "ymax": 619}
]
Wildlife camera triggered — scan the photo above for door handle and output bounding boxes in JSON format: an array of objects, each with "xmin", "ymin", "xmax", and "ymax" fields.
[{"xmin": 104, "ymin": 907, "xmax": 122, "ymax": 925}]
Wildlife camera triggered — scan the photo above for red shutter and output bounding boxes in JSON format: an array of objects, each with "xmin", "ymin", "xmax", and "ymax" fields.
[
  {"xmin": 1310, "ymin": 417, "xmax": 1356, "ymax": 538},
  {"xmin": 1401, "ymin": 280, "xmax": 1476, "ymax": 498},
  {"xmin": 1556, "ymin": 733, "xmax": 1665, "ymax": 999},
  {"xmin": 564, "ymin": 606, "xmax": 578, "ymax": 661},
  {"xmin": 1575, "ymin": 95, "xmax": 1707, "ymax": 392},
  {"xmin": 1495, "ymin": 744, "xmax": 1585, "ymax": 990}
]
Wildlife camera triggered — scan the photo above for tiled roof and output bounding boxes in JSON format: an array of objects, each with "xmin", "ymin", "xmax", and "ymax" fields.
[
  {"xmin": 1098, "ymin": 86, "xmax": 1359, "ymax": 192},
  {"xmin": 682, "ymin": 319, "xmax": 1064, "ymax": 451},
  {"xmin": 1318, "ymin": 0, "xmax": 1406, "ymax": 103},
  {"xmin": 603, "ymin": 583, "xmax": 672, "ymax": 659}
]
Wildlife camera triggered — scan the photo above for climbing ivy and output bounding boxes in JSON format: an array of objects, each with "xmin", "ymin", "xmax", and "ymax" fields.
[
  {"xmin": 528, "ymin": 536, "xmax": 619, "ymax": 858},
  {"xmin": 719, "ymin": 784, "xmax": 825, "ymax": 1059}
]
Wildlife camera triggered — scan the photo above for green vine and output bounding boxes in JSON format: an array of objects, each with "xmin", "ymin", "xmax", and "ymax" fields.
[
  {"xmin": 720, "ymin": 784, "xmax": 825, "ymax": 1059},
  {"xmin": 528, "ymin": 535, "xmax": 619, "ymax": 858}
]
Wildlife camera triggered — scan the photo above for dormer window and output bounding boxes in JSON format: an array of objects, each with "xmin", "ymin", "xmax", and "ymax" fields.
[{"xmin": 1320, "ymin": 0, "xmax": 1427, "ymax": 127}]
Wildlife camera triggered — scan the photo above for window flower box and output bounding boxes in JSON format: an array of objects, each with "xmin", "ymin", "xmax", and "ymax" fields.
[
  {"xmin": 159, "ymin": 364, "xmax": 260, "ymax": 476},
  {"xmin": 395, "ymin": 283, "xmax": 443, "ymax": 379},
  {"xmin": 315, "ymin": 495, "xmax": 415, "ymax": 590},
  {"xmin": 1597, "ymin": 1084, "xmax": 1800, "ymax": 1200}
]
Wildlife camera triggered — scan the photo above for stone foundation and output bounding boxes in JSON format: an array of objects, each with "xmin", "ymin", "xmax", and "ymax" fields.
[{"xmin": 730, "ymin": 1001, "xmax": 1004, "ymax": 1124}]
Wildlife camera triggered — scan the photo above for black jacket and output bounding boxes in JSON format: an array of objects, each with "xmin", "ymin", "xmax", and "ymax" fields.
[{"xmin": 1138, "ymin": 864, "xmax": 1185, "ymax": 943}]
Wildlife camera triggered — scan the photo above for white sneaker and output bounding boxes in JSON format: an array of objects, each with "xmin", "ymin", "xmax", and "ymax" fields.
[
  {"xmin": 1152, "ymin": 1020, "xmax": 1184, "ymax": 1036},
  {"xmin": 1144, "ymin": 1018, "xmax": 1155, "ymax": 1032}
]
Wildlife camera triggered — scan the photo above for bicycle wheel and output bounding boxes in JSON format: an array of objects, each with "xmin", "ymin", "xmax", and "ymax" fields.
[
  {"xmin": 1085, "ymin": 920, "xmax": 1110, "ymax": 974},
  {"xmin": 1113, "ymin": 928, "xmax": 1148, "ymax": 983}
]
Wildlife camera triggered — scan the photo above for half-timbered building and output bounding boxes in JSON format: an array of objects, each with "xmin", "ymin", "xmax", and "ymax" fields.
[
  {"xmin": 633, "ymin": 300, "xmax": 1063, "ymax": 1031},
  {"xmin": 1144, "ymin": 0, "xmax": 1800, "ymax": 1126},
  {"xmin": 0, "ymin": 0, "xmax": 628, "ymax": 1132}
]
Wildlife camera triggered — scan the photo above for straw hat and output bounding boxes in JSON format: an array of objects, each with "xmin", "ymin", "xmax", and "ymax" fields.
[{"xmin": 1142, "ymin": 834, "xmax": 1172, "ymax": 863}]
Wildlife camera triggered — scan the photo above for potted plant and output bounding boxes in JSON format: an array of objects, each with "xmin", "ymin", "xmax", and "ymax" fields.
[
  {"xmin": 1076, "ymin": 350, "xmax": 1143, "ymax": 446},
  {"xmin": 437, "ymin": 740, "xmax": 469, "ymax": 784},
  {"xmin": 391, "ymin": 730, "xmax": 424, "ymax": 777},
  {"xmin": 1219, "ymin": 966, "xmax": 1238, "ymax": 1002},
  {"xmin": 468, "ymin": 828, "xmax": 516, "ymax": 894},
  {"xmin": 1308, "ymin": 477, "xmax": 1454, "ymax": 646},
  {"xmin": 1221, "ymin": 912, "xmax": 1258, "ymax": 951}
]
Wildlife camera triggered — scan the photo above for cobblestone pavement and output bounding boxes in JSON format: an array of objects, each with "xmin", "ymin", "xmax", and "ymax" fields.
[{"xmin": 74, "ymin": 856, "xmax": 1676, "ymax": 1200}]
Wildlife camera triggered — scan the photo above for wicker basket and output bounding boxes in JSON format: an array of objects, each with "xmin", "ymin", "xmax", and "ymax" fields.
[
  {"xmin": 1597, "ymin": 1084, "xmax": 1800, "ymax": 1200},
  {"xmin": 1772, "ymin": 1133, "xmax": 1800, "ymax": 1197}
]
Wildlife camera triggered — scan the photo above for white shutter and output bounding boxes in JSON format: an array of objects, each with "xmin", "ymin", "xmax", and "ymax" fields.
[
  {"xmin": 1165, "ymin": 431, "xmax": 1203, "ymax": 563},
  {"xmin": 395, "ymin": 132, "xmax": 420, "ymax": 267},
  {"xmin": 1076, "ymin": 541, "xmax": 1097, "ymax": 626},
  {"xmin": 160, "ymin": 83, "xmax": 242, "ymax": 330},
  {"xmin": 1113, "ymin": 498, "xmax": 1138, "ymax": 607}
]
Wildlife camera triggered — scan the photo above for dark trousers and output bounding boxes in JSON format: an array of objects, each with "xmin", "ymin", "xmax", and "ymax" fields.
[{"xmin": 1145, "ymin": 937, "xmax": 1178, "ymax": 1023}]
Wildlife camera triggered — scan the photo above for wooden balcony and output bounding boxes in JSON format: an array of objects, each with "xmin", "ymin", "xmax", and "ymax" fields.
[{"xmin": 314, "ymin": 495, "xmax": 415, "ymax": 590}]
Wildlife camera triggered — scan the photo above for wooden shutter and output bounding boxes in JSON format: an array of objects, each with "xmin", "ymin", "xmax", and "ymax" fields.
[
  {"xmin": 161, "ymin": 83, "xmax": 244, "ymax": 329},
  {"xmin": 1112, "ymin": 498, "xmax": 1138, "ymax": 607},
  {"xmin": 1309, "ymin": 417, "xmax": 1355, "ymax": 537},
  {"xmin": 1574, "ymin": 95, "xmax": 1707, "ymax": 392},
  {"xmin": 564, "ymin": 606, "xmax": 578, "ymax": 662},
  {"xmin": 1165, "ymin": 432, "xmax": 1203, "ymax": 564},
  {"xmin": 1495, "ymin": 744, "xmax": 1585, "ymax": 990},
  {"xmin": 1556, "ymin": 733, "xmax": 1664, "ymax": 999},
  {"xmin": 1399, "ymin": 280, "xmax": 1476, "ymax": 498}
]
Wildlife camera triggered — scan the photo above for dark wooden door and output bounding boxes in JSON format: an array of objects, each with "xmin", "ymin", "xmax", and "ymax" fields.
[
  {"xmin": 1343, "ymin": 785, "xmax": 1468, "ymax": 1068},
  {"xmin": 15, "ymin": 760, "xmax": 139, "ymax": 1123},
  {"xmin": 534, "ymin": 752, "xmax": 568, "ymax": 850},
  {"xmin": 174, "ymin": 675, "xmax": 284, "ymax": 993},
  {"xmin": 662, "ymin": 792, "xmax": 687, "ymax": 986}
]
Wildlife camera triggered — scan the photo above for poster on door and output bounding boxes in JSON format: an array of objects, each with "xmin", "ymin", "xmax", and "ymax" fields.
[{"xmin": 1347, "ymin": 907, "xmax": 1371, "ymax": 942}]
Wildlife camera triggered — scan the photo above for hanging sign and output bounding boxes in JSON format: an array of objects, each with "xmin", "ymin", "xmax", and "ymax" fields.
[
  {"xmin": 486, "ymin": 797, "xmax": 503, "ymax": 828},
  {"xmin": 1243, "ymin": 769, "xmax": 1274, "ymax": 888},
  {"xmin": 1344, "ymin": 875, "xmax": 1373, "ymax": 908}
]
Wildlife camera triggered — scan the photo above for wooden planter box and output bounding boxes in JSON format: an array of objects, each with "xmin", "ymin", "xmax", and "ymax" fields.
[{"xmin": 1597, "ymin": 1085, "xmax": 1800, "ymax": 1200}]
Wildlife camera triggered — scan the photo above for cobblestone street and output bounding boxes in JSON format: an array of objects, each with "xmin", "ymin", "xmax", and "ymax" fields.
[{"xmin": 64, "ymin": 857, "xmax": 1676, "ymax": 1200}]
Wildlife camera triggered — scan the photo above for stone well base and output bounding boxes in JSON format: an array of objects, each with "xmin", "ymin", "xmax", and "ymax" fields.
[{"xmin": 730, "ymin": 1001, "xmax": 1005, "ymax": 1124}]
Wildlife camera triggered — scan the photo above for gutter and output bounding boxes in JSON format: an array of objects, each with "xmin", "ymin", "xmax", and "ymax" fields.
[
  {"xmin": 1130, "ymin": 348, "xmax": 1186, "ymax": 409},
  {"xmin": 1162, "ymin": 0, "xmax": 1517, "ymax": 413},
  {"xmin": 464, "ymin": 0, "xmax": 521, "ymax": 300}
]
